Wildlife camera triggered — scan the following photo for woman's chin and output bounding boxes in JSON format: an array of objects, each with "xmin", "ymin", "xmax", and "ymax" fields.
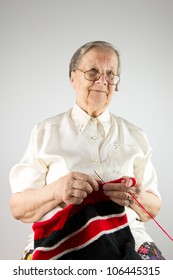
[{"xmin": 88, "ymin": 93, "xmax": 107, "ymax": 104}]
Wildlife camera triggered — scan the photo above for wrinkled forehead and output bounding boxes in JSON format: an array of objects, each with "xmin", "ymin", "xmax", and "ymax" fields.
[{"xmin": 78, "ymin": 46, "xmax": 119, "ymax": 69}]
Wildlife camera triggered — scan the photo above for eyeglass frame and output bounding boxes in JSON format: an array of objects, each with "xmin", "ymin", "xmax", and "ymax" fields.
[{"xmin": 75, "ymin": 68, "xmax": 120, "ymax": 85}]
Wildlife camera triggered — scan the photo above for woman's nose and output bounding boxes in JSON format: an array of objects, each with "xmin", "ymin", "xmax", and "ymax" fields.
[{"xmin": 95, "ymin": 74, "xmax": 108, "ymax": 85}]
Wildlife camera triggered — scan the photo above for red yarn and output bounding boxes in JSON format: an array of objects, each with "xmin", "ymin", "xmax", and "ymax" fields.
[
  {"xmin": 97, "ymin": 173, "xmax": 173, "ymax": 242},
  {"xmin": 129, "ymin": 192, "xmax": 173, "ymax": 242}
]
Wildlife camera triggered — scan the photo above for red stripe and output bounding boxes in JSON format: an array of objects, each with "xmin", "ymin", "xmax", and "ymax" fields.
[
  {"xmin": 32, "ymin": 214, "xmax": 127, "ymax": 260},
  {"xmin": 33, "ymin": 189, "xmax": 110, "ymax": 239},
  {"xmin": 33, "ymin": 203, "xmax": 73, "ymax": 239},
  {"xmin": 33, "ymin": 178, "xmax": 135, "ymax": 239}
]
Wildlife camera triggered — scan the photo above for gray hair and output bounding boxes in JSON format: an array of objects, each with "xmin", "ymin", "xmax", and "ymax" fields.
[{"xmin": 69, "ymin": 41, "xmax": 120, "ymax": 78}]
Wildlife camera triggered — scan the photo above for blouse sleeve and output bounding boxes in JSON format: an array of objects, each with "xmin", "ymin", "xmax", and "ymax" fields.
[
  {"xmin": 133, "ymin": 129, "xmax": 161, "ymax": 199},
  {"xmin": 9, "ymin": 125, "xmax": 48, "ymax": 193}
]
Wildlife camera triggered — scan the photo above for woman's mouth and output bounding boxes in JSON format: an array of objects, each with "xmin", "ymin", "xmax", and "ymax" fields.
[{"xmin": 89, "ymin": 89, "xmax": 109, "ymax": 95}]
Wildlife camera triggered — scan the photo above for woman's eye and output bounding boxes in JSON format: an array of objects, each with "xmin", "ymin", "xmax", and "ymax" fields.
[
  {"xmin": 90, "ymin": 68, "xmax": 98, "ymax": 74},
  {"xmin": 107, "ymin": 70, "xmax": 115, "ymax": 76},
  {"xmin": 88, "ymin": 68, "xmax": 99, "ymax": 77}
]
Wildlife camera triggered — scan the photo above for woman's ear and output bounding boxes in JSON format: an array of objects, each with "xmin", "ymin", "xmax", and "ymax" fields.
[{"xmin": 70, "ymin": 71, "xmax": 76, "ymax": 89}]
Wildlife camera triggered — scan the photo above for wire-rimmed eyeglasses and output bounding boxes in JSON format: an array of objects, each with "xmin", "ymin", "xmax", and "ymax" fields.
[{"xmin": 76, "ymin": 68, "xmax": 120, "ymax": 85}]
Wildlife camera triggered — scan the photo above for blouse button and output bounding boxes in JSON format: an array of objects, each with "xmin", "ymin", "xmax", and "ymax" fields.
[{"xmin": 91, "ymin": 118, "xmax": 96, "ymax": 122}]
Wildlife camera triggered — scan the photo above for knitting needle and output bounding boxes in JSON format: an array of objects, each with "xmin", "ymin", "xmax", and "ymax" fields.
[{"xmin": 93, "ymin": 170, "xmax": 105, "ymax": 184}]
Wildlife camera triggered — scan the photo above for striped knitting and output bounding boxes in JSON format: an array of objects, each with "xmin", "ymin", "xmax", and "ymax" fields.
[{"xmin": 32, "ymin": 182, "xmax": 141, "ymax": 260}]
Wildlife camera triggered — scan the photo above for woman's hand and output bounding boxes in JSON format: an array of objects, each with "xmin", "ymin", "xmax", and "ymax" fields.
[
  {"xmin": 102, "ymin": 176, "xmax": 161, "ymax": 221},
  {"xmin": 53, "ymin": 172, "xmax": 99, "ymax": 205},
  {"xmin": 102, "ymin": 176, "xmax": 141, "ymax": 207},
  {"xmin": 10, "ymin": 172, "xmax": 99, "ymax": 223}
]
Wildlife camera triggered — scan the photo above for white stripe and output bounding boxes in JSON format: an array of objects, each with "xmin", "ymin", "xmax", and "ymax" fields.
[
  {"xmin": 51, "ymin": 222, "xmax": 129, "ymax": 259},
  {"xmin": 35, "ymin": 211, "xmax": 126, "ymax": 253},
  {"xmin": 34, "ymin": 211, "xmax": 127, "ymax": 258}
]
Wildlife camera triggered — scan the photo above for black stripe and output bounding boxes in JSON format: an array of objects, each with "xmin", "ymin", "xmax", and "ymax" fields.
[
  {"xmin": 34, "ymin": 200, "xmax": 124, "ymax": 248},
  {"xmin": 58, "ymin": 228, "xmax": 141, "ymax": 260}
]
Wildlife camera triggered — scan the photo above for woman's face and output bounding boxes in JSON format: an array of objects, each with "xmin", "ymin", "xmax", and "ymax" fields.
[{"xmin": 70, "ymin": 47, "xmax": 119, "ymax": 117}]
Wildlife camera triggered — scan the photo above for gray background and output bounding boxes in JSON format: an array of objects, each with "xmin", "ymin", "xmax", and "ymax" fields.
[{"xmin": 1, "ymin": 0, "xmax": 173, "ymax": 259}]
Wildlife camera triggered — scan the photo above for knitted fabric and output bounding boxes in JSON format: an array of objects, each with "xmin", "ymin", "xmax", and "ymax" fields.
[{"xmin": 32, "ymin": 180, "xmax": 141, "ymax": 260}]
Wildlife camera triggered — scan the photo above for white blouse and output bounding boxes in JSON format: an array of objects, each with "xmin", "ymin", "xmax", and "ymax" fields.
[{"xmin": 9, "ymin": 104, "xmax": 160, "ymax": 251}]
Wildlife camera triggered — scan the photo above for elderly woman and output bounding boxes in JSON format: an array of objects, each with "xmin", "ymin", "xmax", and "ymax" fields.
[{"xmin": 9, "ymin": 41, "xmax": 164, "ymax": 260}]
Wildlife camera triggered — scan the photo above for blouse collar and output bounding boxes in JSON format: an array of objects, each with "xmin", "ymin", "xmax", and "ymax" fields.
[{"xmin": 71, "ymin": 104, "xmax": 112, "ymax": 136}]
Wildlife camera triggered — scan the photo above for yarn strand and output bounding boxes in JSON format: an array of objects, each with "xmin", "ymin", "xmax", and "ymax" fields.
[{"xmin": 130, "ymin": 192, "xmax": 173, "ymax": 242}]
